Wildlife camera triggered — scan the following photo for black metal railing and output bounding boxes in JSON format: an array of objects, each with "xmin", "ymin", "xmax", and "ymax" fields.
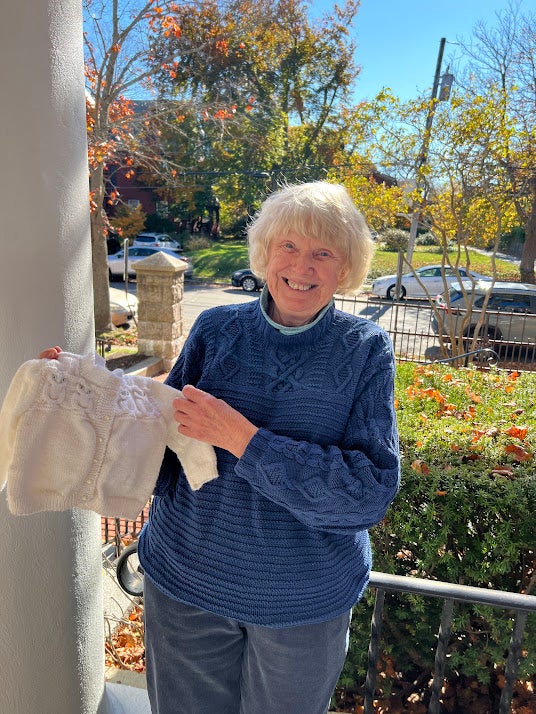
[
  {"xmin": 365, "ymin": 572, "xmax": 536, "ymax": 714},
  {"xmin": 101, "ymin": 505, "xmax": 150, "ymax": 557},
  {"xmin": 334, "ymin": 295, "xmax": 536, "ymax": 371},
  {"xmin": 95, "ymin": 337, "xmax": 112, "ymax": 358}
]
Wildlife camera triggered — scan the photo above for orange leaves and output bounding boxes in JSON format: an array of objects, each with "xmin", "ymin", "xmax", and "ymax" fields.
[
  {"xmin": 213, "ymin": 106, "xmax": 237, "ymax": 120},
  {"xmin": 421, "ymin": 387, "xmax": 446, "ymax": 404},
  {"xmin": 411, "ymin": 459, "xmax": 430, "ymax": 475},
  {"xmin": 504, "ymin": 444, "xmax": 533, "ymax": 462},
  {"xmin": 471, "ymin": 426, "xmax": 500, "ymax": 442},
  {"xmin": 105, "ymin": 605, "xmax": 145, "ymax": 672},
  {"xmin": 504, "ymin": 425, "xmax": 528, "ymax": 439},
  {"xmin": 215, "ymin": 39, "xmax": 229, "ymax": 55},
  {"xmin": 401, "ymin": 364, "xmax": 533, "ymax": 483},
  {"xmin": 160, "ymin": 16, "xmax": 182, "ymax": 39},
  {"xmin": 465, "ymin": 387, "xmax": 482, "ymax": 403}
]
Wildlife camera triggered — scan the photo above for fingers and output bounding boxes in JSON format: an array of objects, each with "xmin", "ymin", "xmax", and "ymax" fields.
[{"xmin": 38, "ymin": 346, "xmax": 62, "ymax": 360}]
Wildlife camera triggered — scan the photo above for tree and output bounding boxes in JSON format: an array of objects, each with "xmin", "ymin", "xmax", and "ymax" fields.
[
  {"xmin": 143, "ymin": 0, "xmax": 361, "ymax": 222},
  {"xmin": 110, "ymin": 203, "xmax": 147, "ymax": 242},
  {"xmin": 84, "ymin": 0, "xmax": 188, "ymax": 332},
  {"xmin": 456, "ymin": 1, "xmax": 536, "ymax": 282}
]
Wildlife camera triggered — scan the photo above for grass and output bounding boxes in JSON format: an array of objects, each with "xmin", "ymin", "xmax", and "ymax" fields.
[
  {"xmin": 190, "ymin": 241, "xmax": 249, "ymax": 280},
  {"xmin": 189, "ymin": 241, "xmax": 520, "ymax": 283}
]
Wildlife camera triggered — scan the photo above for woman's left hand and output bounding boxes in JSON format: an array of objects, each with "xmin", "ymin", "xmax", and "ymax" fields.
[
  {"xmin": 38, "ymin": 347, "xmax": 62, "ymax": 359},
  {"xmin": 173, "ymin": 385, "xmax": 258, "ymax": 459}
]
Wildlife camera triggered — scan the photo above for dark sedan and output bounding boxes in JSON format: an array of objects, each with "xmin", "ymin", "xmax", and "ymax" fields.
[{"xmin": 231, "ymin": 268, "xmax": 265, "ymax": 292}]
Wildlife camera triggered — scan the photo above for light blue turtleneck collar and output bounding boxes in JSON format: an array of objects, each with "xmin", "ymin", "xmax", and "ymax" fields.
[{"xmin": 259, "ymin": 285, "xmax": 333, "ymax": 335}]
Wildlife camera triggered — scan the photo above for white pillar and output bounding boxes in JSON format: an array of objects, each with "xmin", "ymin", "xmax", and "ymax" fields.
[{"xmin": 0, "ymin": 2, "xmax": 107, "ymax": 712}]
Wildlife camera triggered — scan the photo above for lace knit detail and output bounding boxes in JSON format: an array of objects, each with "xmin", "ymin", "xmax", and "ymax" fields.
[{"xmin": 139, "ymin": 300, "xmax": 400, "ymax": 627}]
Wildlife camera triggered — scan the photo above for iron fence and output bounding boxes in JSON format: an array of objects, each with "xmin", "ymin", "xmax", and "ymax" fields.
[
  {"xmin": 365, "ymin": 572, "xmax": 536, "ymax": 714},
  {"xmin": 101, "ymin": 504, "xmax": 150, "ymax": 557},
  {"xmin": 335, "ymin": 294, "xmax": 536, "ymax": 371}
]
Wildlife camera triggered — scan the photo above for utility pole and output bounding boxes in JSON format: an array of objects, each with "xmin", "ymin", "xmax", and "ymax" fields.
[{"xmin": 406, "ymin": 38, "xmax": 453, "ymax": 263}]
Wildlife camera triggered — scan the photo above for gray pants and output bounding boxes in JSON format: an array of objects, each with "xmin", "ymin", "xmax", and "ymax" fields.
[{"xmin": 144, "ymin": 577, "xmax": 351, "ymax": 714}]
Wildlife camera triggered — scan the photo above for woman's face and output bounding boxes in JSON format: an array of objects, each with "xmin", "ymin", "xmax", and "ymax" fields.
[{"xmin": 265, "ymin": 231, "xmax": 347, "ymax": 327}]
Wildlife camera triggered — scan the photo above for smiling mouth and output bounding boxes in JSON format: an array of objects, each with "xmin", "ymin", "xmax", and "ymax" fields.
[{"xmin": 285, "ymin": 278, "xmax": 314, "ymax": 291}]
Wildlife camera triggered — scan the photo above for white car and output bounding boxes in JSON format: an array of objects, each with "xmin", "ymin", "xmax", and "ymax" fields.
[
  {"xmin": 371, "ymin": 264, "xmax": 488, "ymax": 300},
  {"xmin": 108, "ymin": 246, "xmax": 193, "ymax": 280},
  {"xmin": 109, "ymin": 287, "xmax": 138, "ymax": 327},
  {"xmin": 132, "ymin": 232, "xmax": 182, "ymax": 251}
]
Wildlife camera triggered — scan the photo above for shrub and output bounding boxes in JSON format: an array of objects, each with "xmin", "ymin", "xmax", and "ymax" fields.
[
  {"xmin": 382, "ymin": 228, "xmax": 409, "ymax": 252},
  {"xmin": 416, "ymin": 231, "xmax": 438, "ymax": 246},
  {"xmin": 339, "ymin": 363, "xmax": 536, "ymax": 701},
  {"xmin": 183, "ymin": 235, "xmax": 211, "ymax": 251}
]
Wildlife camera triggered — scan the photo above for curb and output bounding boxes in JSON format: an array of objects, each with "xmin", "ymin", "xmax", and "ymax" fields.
[{"xmin": 124, "ymin": 356, "xmax": 165, "ymax": 378}]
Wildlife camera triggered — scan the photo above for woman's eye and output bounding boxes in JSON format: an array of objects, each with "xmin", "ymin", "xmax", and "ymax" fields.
[
  {"xmin": 282, "ymin": 242, "xmax": 296, "ymax": 251},
  {"xmin": 315, "ymin": 250, "xmax": 333, "ymax": 259}
]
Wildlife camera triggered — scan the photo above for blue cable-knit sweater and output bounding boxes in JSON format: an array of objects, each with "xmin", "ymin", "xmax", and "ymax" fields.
[{"xmin": 138, "ymin": 298, "xmax": 400, "ymax": 627}]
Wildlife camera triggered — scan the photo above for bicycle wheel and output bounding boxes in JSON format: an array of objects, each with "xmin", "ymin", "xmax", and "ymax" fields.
[{"xmin": 116, "ymin": 542, "xmax": 144, "ymax": 597}]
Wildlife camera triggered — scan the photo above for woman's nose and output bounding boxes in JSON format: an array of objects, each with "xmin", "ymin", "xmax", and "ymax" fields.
[{"xmin": 294, "ymin": 251, "xmax": 314, "ymax": 271}]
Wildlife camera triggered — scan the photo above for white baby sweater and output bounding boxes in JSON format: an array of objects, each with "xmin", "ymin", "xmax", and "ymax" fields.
[{"xmin": 0, "ymin": 352, "xmax": 218, "ymax": 519}]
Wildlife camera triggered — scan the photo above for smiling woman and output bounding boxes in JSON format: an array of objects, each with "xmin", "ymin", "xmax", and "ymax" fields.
[{"xmin": 138, "ymin": 181, "xmax": 400, "ymax": 714}]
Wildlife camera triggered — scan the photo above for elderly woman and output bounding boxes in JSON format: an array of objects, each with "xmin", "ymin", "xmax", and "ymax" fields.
[{"xmin": 137, "ymin": 181, "xmax": 400, "ymax": 714}]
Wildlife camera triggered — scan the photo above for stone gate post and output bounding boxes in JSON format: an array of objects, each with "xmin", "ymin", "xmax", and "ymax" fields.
[{"xmin": 134, "ymin": 252, "xmax": 189, "ymax": 372}]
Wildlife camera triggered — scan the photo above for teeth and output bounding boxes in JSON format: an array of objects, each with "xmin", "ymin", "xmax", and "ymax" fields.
[{"xmin": 287, "ymin": 279, "xmax": 312, "ymax": 291}]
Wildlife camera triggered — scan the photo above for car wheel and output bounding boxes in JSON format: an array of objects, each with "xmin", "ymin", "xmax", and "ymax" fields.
[
  {"xmin": 241, "ymin": 276, "xmax": 258, "ymax": 292},
  {"xmin": 387, "ymin": 284, "xmax": 406, "ymax": 300}
]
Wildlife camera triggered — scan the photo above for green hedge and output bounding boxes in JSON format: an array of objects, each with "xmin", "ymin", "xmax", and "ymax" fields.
[{"xmin": 339, "ymin": 363, "xmax": 536, "ymax": 698}]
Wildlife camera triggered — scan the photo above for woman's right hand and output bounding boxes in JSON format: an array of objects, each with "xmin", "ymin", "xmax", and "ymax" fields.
[{"xmin": 38, "ymin": 346, "xmax": 62, "ymax": 359}]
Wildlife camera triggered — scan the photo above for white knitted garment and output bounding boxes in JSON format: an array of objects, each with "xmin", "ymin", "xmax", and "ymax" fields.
[{"xmin": 0, "ymin": 352, "xmax": 218, "ymax": 519}]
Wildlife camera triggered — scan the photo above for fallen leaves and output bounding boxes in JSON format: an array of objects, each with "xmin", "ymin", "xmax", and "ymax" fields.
[
  {"xmin": 105, "ymin": 605, "xmax": 145, "ymax": 672},
  {"xmin": 504, "ymin": 444, "xmax": 533, "ymax": 462}
]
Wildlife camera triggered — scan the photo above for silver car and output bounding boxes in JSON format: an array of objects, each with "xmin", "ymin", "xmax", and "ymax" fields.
[
  {"xmin": 132, "ymin": 232, "xmax": 182, "ymax": 251},
  {"xmin": 371, "ymin": 264, "xmax": 488, "ymax": 300},
  {"xmin": 432, "ymin": 280, "xmax": 536, "ymax": 347},
  {"xmin": 108, "ymin": 246, "xmax": 193, "ymax": 280}
]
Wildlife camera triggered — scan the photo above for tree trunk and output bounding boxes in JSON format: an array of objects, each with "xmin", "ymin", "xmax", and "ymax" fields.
[
  {"xmin": 90, "ymin": 164, "xmax": 113, "ymax": 333},
  {"xmin": 519, "ymin": 180, "xmax": 536, "ymax": 284}
]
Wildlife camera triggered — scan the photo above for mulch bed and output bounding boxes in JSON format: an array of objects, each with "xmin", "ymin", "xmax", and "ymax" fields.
[{"xmin": 105, "ymin": 353, "xmax": 151, "ymax": 371}]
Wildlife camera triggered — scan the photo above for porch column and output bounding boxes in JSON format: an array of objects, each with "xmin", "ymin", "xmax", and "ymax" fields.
[{"xmin": 0, "ymin": 1, "xmax": 106, "ymax": 712}]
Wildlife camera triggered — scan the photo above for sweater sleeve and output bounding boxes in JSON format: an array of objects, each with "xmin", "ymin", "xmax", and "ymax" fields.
[
  {"xmin": 153, "ymin": 317, "xmax": 210, "ymax": 496},
  {"xmin": 234, "ymin": 337, "xmax": 400, "ymax": 534}
]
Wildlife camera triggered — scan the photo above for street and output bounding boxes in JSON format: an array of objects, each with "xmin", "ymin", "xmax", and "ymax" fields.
[
  {"xmin": 112, "ymin": 280, "xmax": 439, "ymax": 359},
  {"xmin": 180, "ymin": 282, "xmax": 259, "ymax": 330}
]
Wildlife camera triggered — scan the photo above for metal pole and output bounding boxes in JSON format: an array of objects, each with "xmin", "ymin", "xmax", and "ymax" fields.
[{"xmin": 406, "ymin": 38, "xmax": 446, "ymax": 263}]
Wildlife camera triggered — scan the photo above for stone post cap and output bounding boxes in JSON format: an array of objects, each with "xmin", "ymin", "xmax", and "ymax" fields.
[{"xmin": 133, "ymin": 251, "xmax": 189, "ymax": 274}]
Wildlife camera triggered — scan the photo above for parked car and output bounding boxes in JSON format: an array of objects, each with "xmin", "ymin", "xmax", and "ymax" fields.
[
  {"xmin": 231, "ymin": 268, "xmax": 265, "ymax": 292},
  {"xmin": 432, "ymin": 279, "xmax": 536, "ymax": 347},
  {"xmin": 109, "ymin": 287, "xmax": 138, "ymax": 327},
  {"xmin": 133, "ymin": 232, "xmax": 182, "ymax": 251},
  {"xmin": 108, "ymin": 247, "xmax": 193, "ymax": 280},
  {"xmin": 371, "ymin": 264, "xmax": 489, "ymax": 300}
]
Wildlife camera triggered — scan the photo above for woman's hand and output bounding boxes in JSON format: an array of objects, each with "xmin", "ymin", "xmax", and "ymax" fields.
[
  {"xmin": 173, "ymin": 384, "xmax": 258, "ymax": 459},
  {"xmin": 38, "ymin": 347, "xmax": 62, "ymax": 359}
]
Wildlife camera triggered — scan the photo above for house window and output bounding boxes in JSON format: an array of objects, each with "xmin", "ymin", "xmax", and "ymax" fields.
[{"xmin": 127, "ymin": 199, "xmax": 140, "ymax": 209}]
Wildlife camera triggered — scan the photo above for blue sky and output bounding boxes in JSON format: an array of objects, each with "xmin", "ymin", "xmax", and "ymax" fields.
[{"xmin": 312, "ymin": 0, "xmax": 523, "ymax": 101}]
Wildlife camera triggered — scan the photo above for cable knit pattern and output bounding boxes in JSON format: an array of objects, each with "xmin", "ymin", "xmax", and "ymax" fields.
[
  {"xmin": 138, "ymin": 300, "xmax": 400, "ymax": 627},
  {"xmin": 0, "ymin": 352, "xmax": 218, "ymax": 519}
]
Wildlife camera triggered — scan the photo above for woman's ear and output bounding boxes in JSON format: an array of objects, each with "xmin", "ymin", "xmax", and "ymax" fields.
[{"xmin": 338, "ymin": 265, "xmax": 349, "ymax": 290}]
